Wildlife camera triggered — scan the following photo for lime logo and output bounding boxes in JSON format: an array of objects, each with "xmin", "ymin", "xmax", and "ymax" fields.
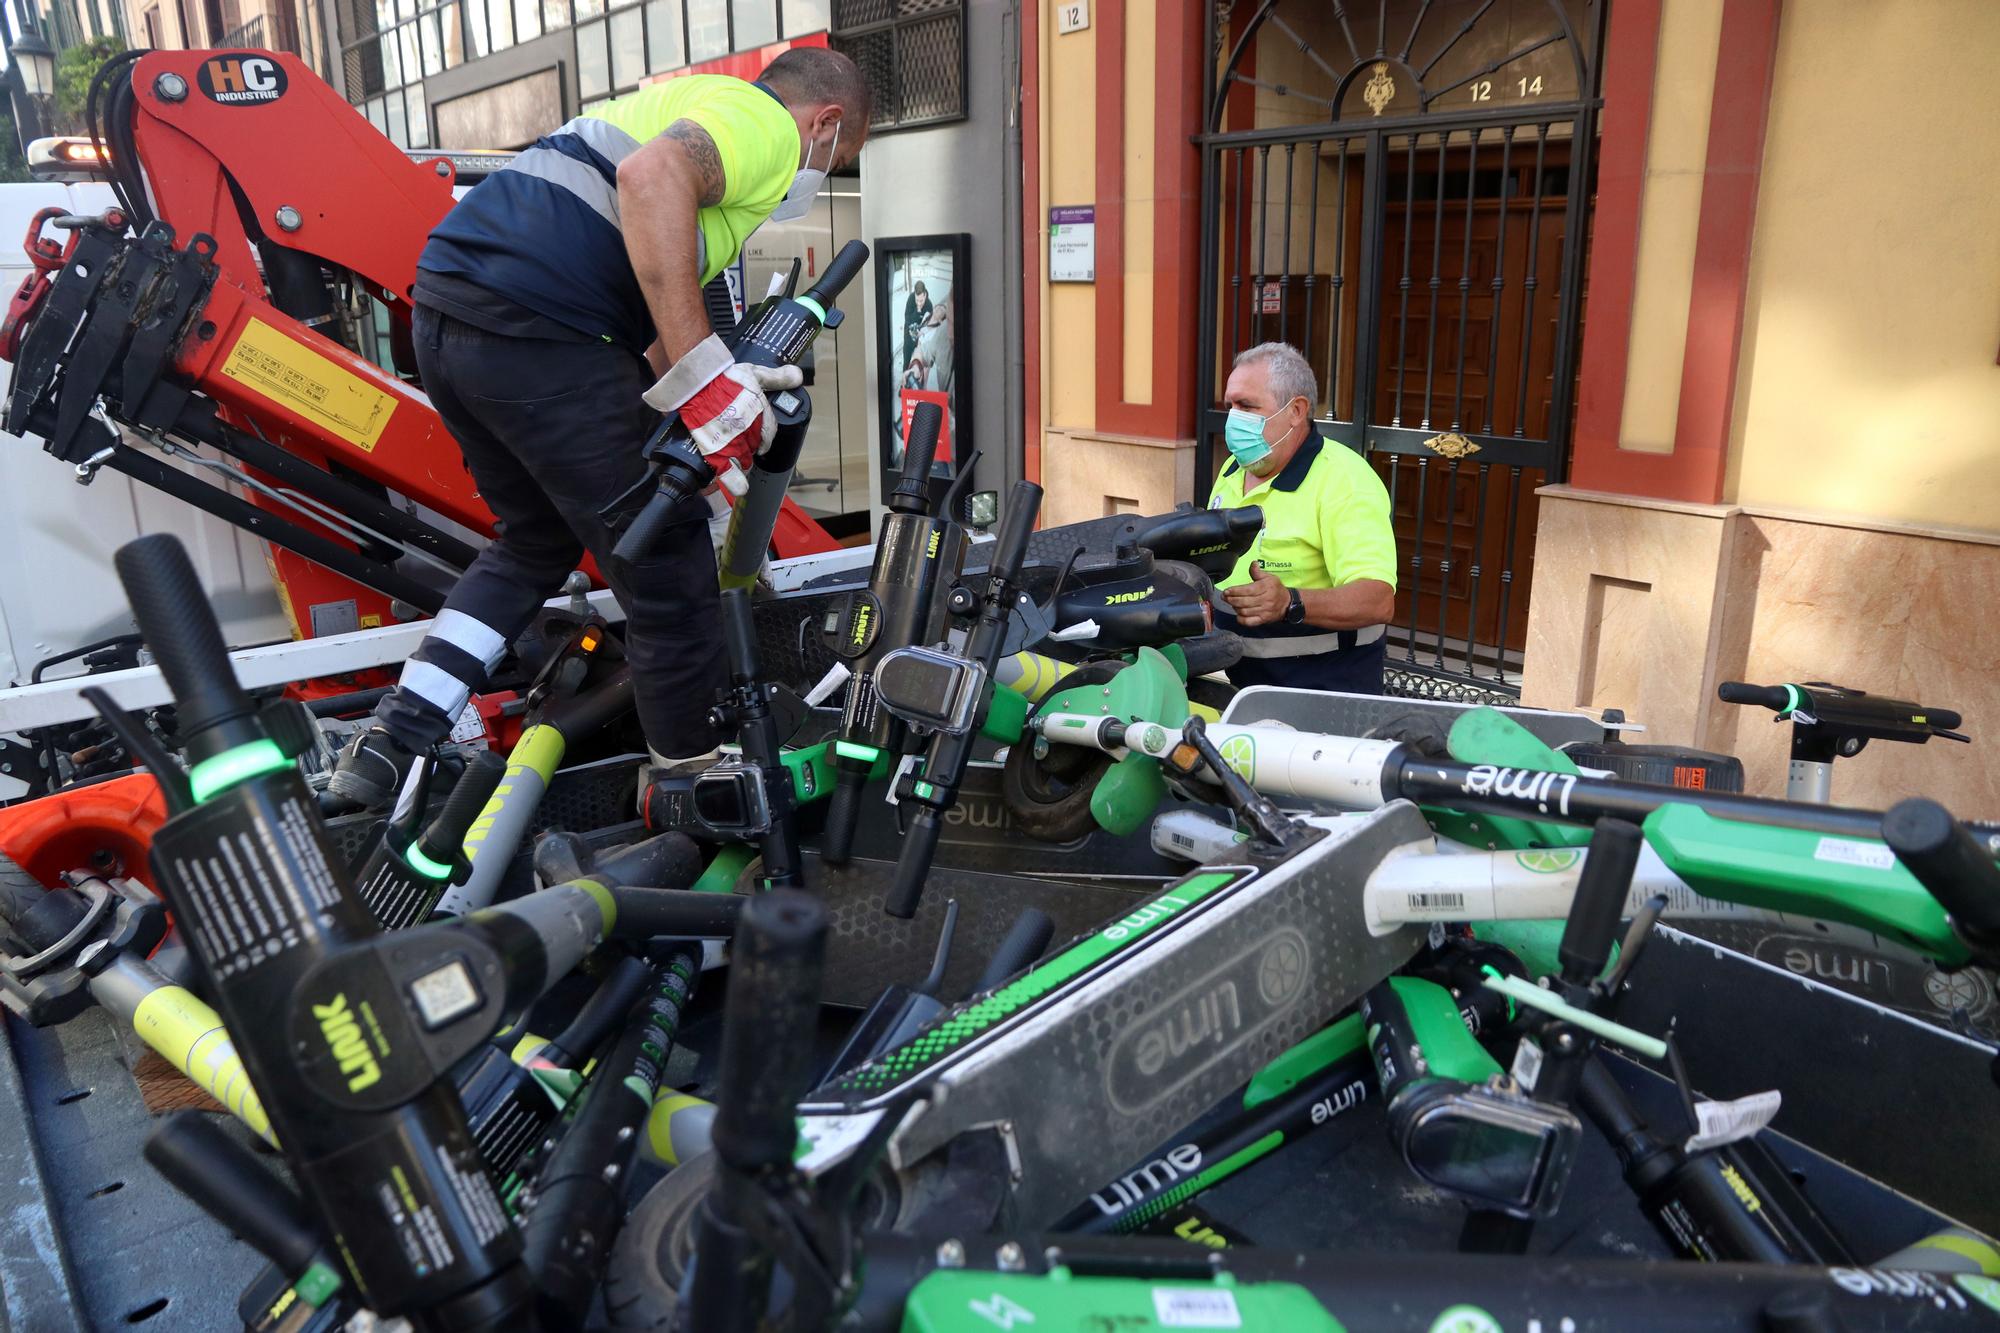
[
  {"xmin": 312, "ymin": 994, "xmax": 382, "ymax": 1093},
  {"xmin": 1959, "ymin": 1275, "xmax": 2000, "ymax": 1315},
  {"xmin": 1104, "ymin": 585, "xmax": 1154, "ymax": 605},
  {"xmin": 1428, "ymin": 1306, "xmax": 1502, "ymax": 1333},
  {"xmin": 1219, "ymin": 733, "xmax": 1255, "ymax": 783},
  {"xmin": 1515, "ymin": 848, "xmax": 1581, "ymax": 874}
]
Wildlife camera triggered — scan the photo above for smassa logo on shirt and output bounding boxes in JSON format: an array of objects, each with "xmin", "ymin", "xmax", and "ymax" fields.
[{"xmin": 197, "ymin": 55, "xmax": 287, "ymax": 105}]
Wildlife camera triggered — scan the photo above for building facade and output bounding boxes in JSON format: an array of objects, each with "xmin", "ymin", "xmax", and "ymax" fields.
[{"xmin": 1021, "ymin": 0, "xmax": 1999, "ymax": 812}]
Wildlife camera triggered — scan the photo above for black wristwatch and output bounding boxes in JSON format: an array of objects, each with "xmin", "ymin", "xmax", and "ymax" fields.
[{"xmin": 1283, "ymin": 587, "xmax": 1307, "ymax": 625}]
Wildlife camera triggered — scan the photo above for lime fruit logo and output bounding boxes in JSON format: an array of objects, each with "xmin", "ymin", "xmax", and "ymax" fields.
[
  {"xmin": 1515, "ymin": 848, "xmax": 1581, "ymax": 874},
  {"xmin": 1428, "ymin": 1306, "xmax": 1503, "ymax": 1333},
  {"xmin": 1219, "ymin": 734, "xmax": 1256, "ymax": 784}
]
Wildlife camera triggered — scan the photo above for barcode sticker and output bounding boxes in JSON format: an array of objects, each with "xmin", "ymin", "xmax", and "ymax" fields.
[
  {"xmin": 1813, "ymin": 837, "xmax": 1895, "ymax": 871},
  {"xmin": 449, "ymin": 702, "xmax": 486, "ymax": 744},
  {"xmin": 1685, "ymin": 1090, "xmax": 1782, "ymax": 1153},
  {"xmin": 1153, "ymin": 1287, "xmax": 1242, "ymax": 1328},
  {"xmin": 1405, "ymin": 891, "xmax": 1466, "ymax": 913},
  {"xmin": 1512, "ymin": 1037, "xmax": 1545, "ymax": 1093}
]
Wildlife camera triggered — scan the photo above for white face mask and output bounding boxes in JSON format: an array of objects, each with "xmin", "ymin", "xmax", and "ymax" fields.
[{"xmin": 768, "ymin": 118, "xmax": 840, "ymax": 224}]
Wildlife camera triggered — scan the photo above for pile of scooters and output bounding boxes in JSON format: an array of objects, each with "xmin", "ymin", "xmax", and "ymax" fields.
[
  {"xmin": 1, "ymin": 257, "xmax": 1995, "ymax": 1332},
  {"xmin": 6, "ymin": 391, "xmax": 1998, "ymax": 1331}
]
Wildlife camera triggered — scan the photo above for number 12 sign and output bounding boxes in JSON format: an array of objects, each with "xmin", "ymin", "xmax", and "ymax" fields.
[{"xmin": 1057, "ymin": 1, "xmax": 1088, "ymax": 35}]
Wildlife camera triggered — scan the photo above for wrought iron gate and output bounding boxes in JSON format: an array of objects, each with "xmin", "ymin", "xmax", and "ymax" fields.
[{"xmin": 1197, "ymin": 0, "xmax": 1605, "ymax": 702}]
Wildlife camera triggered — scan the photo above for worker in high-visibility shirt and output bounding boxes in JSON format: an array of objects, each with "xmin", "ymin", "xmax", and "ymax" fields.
[
  {"xmin": 1207, "ymin": 342, "xmax": 1399, "ymax": 695},
  {"xmin": 330, "ymin": 48, "xmax": 869, "ymax": 810}
]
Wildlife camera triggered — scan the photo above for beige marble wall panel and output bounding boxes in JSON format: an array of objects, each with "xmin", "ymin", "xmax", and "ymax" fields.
[
  {"xmin": 1713, "ymin": 517, "xmax": 2000, "ymax": 816},
  {"xmin": 1523, "ymin": 488, "xmax": 1999, "ymax": 816},
  {"xmin": 1040, "ymin": 431, "xmax": 1195, "ymax": 529},
  {"xmin": 1520, "ymin": 490, "xmax": 1733, "ymax": 745}
]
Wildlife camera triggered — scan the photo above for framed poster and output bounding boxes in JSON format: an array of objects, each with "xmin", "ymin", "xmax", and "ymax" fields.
[{"xmin": 876, "ymin": 234, "xmax": 971, "ymax": 494}]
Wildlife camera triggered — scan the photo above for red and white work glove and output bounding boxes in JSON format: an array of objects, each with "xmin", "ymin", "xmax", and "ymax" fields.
[{"xmin": 644, "ymin": 333, "xmax": 804, "ymax": 498}]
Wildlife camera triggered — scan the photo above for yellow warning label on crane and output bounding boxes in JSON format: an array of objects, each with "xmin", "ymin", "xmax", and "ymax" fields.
[{"xmin": 220, "ymin": 317, "xmax": 396, "ymax": 451}]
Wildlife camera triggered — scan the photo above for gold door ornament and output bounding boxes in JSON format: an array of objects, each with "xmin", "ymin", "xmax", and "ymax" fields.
[
  {"xmin": 1363, "ymin": 63, "xmax": 1396, "ymax": 117},
  {"xmin": 1423, "ymin": 431, "xmax": 1480, "ymax": 459}
]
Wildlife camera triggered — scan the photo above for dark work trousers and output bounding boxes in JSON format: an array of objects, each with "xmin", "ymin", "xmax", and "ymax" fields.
[{"xmin": 372, "ymin": 305, "xmax": 724, "ymax": 758}]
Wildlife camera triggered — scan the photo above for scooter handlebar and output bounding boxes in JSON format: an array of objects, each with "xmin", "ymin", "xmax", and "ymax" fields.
[
  {"xmin": 985, "ymin": 481, "xmax": 1044, "ymax": 587},
  {"xmin": 613, "ymin": 478, "xmax": 702, "ymax": 566},
  {"xmin": 1716, "ymin": 681, "xmax": 1792, "ymax": 713},
  {"xmin": 415, "ymin": 749, "xmax": 507, "ymax": 864},
  {"xmin": 113, "ymin": 534, "xmax": 257, "ymax": 750},
  {"xmin": 884, "ymin": 809, "xmax": 943, "ymax": 919},
  {"xmin": 143, "ymin": 1112, "xmax": 324, "ymax": 1280},
  {"xmin": 1882, "ymin": 798, "xmax": 2000, "ymax": 946},
  {"xmin": 710, "ymin": 889, "xmax": 828, "ymax": 1172},
  {"xmin": 802, "ymin": 239, "xmax": 870, "ymax": 310}
]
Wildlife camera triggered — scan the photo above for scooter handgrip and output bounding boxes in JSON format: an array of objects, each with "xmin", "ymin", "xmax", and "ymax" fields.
[
  {"xmin": 1560, "ymin": 819, "xmax": 1643, "ymax": 985},
  {"xmin": 710, "ymin": 890, "xmax": 826, "ymax": 1173},
  {"xmin": 884, "ymin": 809, "xmax": 943, "ymax": 919},
  {"xmin": 720, "ymin": 586, "xmax": 760, "ymax": 685},
  {"xmin": 1926, "ymin": 705, "xmax": 1964, "ymax": 731},
  {"xmin": 540, "ymin": 953, "xmax": 656, "ymax": 1067},
  {"xmin": 607, "ymin": 885, "xmax": 745, "ymax": 940},
  {"xmin": 971, "ymin": 908, "xmax": 1054, "ymax": 995},
  {"xmin": 592, "ymin": 830, "xmax": 703, "ymax": 891},
  {"xmin": 415, "ymin": 749, "xmax": 506, "ymax": 863},
  {"xmin": 144, "ymin": 1112, "xmax": 323, "ymax": 1278},
  {"xmin": 820, "ymin": 769, "xmax": 865, "ymax": 866},
  {"xmin": 612, "ymin": 486, "xmax": 684, "ymax": 564},
  {"xmin": 113, "ymin": 534, "xmax": 257, "ymax": 750},
  {"xmin": 802, "ymin": 239, "xmax": 870, "ymax": 310},
  {"xmin": 986, "ymin": 480, "xmax": 1044, "ymax": 586},
  {"xmin": 1883, "ymin": 798, "xmax": 2000, "ymax": 942},
  {"xmin": 1716, "ymin": 681, "xmax": 1791, "ymax": 713},
  {"xmin": 892, "ymin": 400, "xmax": 944, "ymax": 507}
]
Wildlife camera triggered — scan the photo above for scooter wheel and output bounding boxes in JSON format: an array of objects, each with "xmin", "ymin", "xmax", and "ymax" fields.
[
  {"xmin": 1001, "ymin": 661, "xmax": 1122, "ymax": 843},
  {"xmin": 603, "ymin": 1151, "xmax": 716, "ymax": 1329}
]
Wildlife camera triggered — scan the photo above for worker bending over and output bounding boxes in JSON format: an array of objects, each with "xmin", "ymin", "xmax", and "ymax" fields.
[
  {"xmin": 1207, "ymin": 342, "xmax": 1399, "ymax": 695},
  {"xmin": 330, "ymin": 48, "xmax": 869, "ymax": 808}
]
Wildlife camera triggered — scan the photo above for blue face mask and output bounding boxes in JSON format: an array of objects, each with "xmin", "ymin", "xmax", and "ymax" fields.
[{"xmin": 1224, "ymin": 403, "xmax": 1297, "ymax": 470}]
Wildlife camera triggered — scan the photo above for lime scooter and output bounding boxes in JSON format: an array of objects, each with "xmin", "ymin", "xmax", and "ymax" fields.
[
  {"xmin": 1029, "ymin": 685, "xmax": 2000, "ymax": 972},
  {"xmin": 1717, "ymin": 678, "xmax": 1969, "ymax": 803},
  {"xmin": 606, "ymin": 866, "xmax": 2000, "ymax": 1332}
]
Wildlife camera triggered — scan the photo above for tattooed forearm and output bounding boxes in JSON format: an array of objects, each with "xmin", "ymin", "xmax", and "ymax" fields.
[{"xmin": 663, "ymin": 119, "xmax": 726, "ymax": 207}]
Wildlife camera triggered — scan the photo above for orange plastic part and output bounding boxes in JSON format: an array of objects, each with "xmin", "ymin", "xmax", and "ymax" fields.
[{"xmin": 0, "ymin": 772, "xmax": 170, "ymax": 889}]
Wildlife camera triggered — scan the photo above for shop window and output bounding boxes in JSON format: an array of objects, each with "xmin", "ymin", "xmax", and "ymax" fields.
[
  {"xmin": 686, "ymin": 0, "xmax": 728, "ymax": 62},
  {"xmin": 577, "ymin": 18, "xmax": 611, "ymax": 99},
  {"xmin": 734, "ymin": 0, "xmax": 776, "ymax": 50},
  {"xmin": 645, "ymin": 0, "xmax": 682, "ymax": 72}
]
